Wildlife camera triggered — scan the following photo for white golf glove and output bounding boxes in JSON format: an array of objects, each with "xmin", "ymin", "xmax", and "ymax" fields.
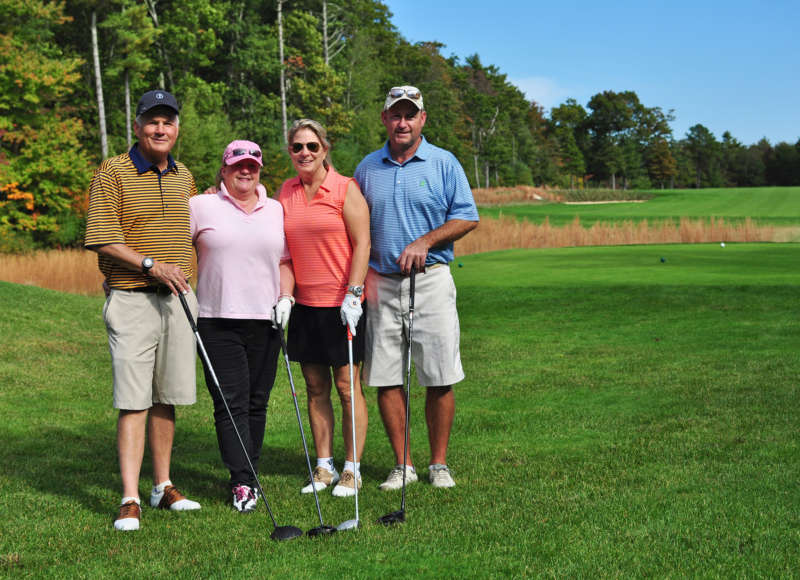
[
  {"xmin": 273, "ymin": 296, "xmax": 293, "ymax": 330},
  {"xmin": 340, "ymin": 293, "xmax": 362, "ymax": 335}
]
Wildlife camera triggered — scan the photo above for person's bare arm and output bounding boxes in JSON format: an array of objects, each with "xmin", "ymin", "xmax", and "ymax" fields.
[
  {"xmin": 279, "ymin": 260, "xmax": 295, "ymax": 297},
  {"xmin": 342, "ymin": 180, "xmax": 371, "ymax": 287},
  {"xmin": 396, "ymin": 219, "xmax": 478, "ymax": 274}
]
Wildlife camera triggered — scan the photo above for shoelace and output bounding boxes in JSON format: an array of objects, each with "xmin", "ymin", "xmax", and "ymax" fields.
[
  {"xmin": 311, "ymin": 466, "xmax": 330, "ymax": 482},
  {"xmin": 234, "ymin": 486, "xmax": 250, "ymax": 502},
  {"xmin": 159, "ymin": 485, "xmax": 185, "ymax": 506},
  {"xmin": 340, "ymin": 472, "xmax": 361, "ymax": 487},
  {"xmin": 118, "ymin": 501, "xmax": 140, "ymax": 519}
]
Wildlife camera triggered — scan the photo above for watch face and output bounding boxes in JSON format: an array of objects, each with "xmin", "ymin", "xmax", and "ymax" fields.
[
  {"xmin": 142, "ymin": 257, "xmax": 154, "ymax": 271},
  {"xmin": 349, "ymin": 286, "xmax": 363, "ymax": 297}
]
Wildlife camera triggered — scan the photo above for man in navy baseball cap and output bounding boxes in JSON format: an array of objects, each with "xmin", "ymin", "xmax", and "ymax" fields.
[{"xmin": 86, "ymin": 85, "xmax": 201, "ymax": 532}]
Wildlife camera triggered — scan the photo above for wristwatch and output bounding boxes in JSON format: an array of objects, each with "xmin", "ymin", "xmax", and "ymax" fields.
[
  {"xmin": 347, "ymin": 285, "xmax": 363, "ymax": 298},
  {"xmin": 141, "ymin": 256, "xmax": 154, "ymax": 274}
]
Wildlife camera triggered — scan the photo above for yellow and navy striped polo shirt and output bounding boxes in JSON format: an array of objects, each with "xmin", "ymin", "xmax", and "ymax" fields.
[{"xmin": 84, "ymin": 144, "xmax": 196, "ymax": 289}]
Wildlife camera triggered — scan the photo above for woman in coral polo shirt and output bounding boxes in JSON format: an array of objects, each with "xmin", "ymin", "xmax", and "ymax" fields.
[{"xmin": 277, "ymin": 119, "xmax": 370, "ymax": 498}]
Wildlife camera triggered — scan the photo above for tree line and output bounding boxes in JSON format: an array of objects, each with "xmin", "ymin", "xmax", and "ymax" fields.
[{"xmin": 1, "ymin": 0, "xmax": 798, "ymax": 251}]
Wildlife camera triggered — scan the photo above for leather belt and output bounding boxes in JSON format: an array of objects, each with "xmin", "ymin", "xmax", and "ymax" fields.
[
  {"xmin": 377, "ymin": 263, "xmax": 445, "ymax": 278},
  {"xmin": 124, "ymin": 286, "xmax": 173, "ymax": 295}
]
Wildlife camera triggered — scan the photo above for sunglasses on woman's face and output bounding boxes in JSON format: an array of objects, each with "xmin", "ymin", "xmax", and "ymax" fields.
[{"xmin": 290, "ymin": 142, "xmax": 321, "ymax": 153}]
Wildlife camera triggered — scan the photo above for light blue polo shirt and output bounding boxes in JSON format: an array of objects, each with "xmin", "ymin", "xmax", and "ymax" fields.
[{"xmin": 354, "ymin": 136, "xmax": 479, "ymax": 275}]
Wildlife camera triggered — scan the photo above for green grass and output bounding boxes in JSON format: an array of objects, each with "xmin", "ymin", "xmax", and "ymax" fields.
[
  {"xmin": 559, "ymin": 189, "xmax": 655, "ymax": 202},
  {"xmin": 2, "ymin": 243, "xmax": 800, "ymax": 576},
  {"xmin": 479, "ymin": 186, "xmax": 800, "ymax": 227}
]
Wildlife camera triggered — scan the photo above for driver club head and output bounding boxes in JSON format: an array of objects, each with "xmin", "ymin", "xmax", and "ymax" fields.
[
  {"xmin": 270, "ymin": 525, "xmax": 304, "ymax": 541},
  {"xmin": 376, "ymin": 510, "xmax": 405, "ymax": 526},
  {"xmin": 336, "ymin": 518, "xmax": 361, "ymax": 531},
  {"xmin": 306, "ymin": 524, "xmax": 337, "ymax": 538}
]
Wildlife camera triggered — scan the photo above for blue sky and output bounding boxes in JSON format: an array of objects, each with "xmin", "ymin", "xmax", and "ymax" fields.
[{"xmin": 382, "ymin": 0, "xmax": 799, "ymax": 146}]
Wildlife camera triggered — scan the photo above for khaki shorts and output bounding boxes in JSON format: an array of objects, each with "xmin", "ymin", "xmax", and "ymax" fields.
[
  {"xmin": 363, "ymin": 265, "xmax": 465, "ymax": 387},
  {"xmin": 103, "ymin": 289, "xmax": 198, "ymax": 410}
]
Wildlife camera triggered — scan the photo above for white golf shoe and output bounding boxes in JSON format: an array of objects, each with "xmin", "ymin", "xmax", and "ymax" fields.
[
  {"xmin": 301, "ymin": 466, "xmax": 340, "ymax": 494},
  {"xmin": 332, "ymin": 470, "xmax": 362, "ymax": 497},
  {"xmin": 428, "ymin": 464, "xmax": 456, "ymax": 488},
  {"xmin": 113, "ymin": 499, "xmax": 141, "ymax": 531},
  {"xmin": 150, "ymin": 481, "xmax": 201, "ymax": 510},
  {"xmin": 378, "ymin": 465, "xmax": 418, "ymax": 490}
]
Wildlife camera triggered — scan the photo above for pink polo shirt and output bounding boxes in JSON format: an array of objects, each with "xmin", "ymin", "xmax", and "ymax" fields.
[{"xmin": 190, "ymin": 183, "xmax": 288, "ymax": 320}]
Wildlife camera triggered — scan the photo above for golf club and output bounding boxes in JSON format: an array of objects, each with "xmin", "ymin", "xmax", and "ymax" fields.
[
  {"xmin": 177, "ymin": 292, "xmax": 302, "ymax": 542},
  {"xmin": 337, "ymin": 327, "xmax": 360, "ymax": 531},
  {"xmin": 377, "ymin": 265, "xmax": 416, "ymax": 526},
  {"xmin": 275, "ymin": 314, "xmax": 336, "ymax": 538}
]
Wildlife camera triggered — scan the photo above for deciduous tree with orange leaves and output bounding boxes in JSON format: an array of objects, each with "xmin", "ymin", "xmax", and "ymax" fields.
[{"xmin": 0, "ymin": 0, "xmax": 92, "ymax": 251}]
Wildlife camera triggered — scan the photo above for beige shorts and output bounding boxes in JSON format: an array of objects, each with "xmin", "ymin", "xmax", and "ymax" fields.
[
  {"xmin": 103, "ymin": 288, "xmax": 198, "ymax": 410},
  {"xmin": 363, "ymin": 265, "xmax": 465, "ymax": 387}
]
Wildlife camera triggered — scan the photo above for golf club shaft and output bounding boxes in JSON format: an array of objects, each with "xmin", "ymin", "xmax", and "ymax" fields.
[
  {"xmin": 347, "ymin": 328, "xmax": 359, "ymax": 523},
  {"xmin": 400, "ymin": 266, "xmax": 416, "ymax": 512},
  {"xmin": 177, "ymin": 292, "xmax": 279, "ymax": 528},
  {"xmin": 276, "ymin": 323, "xmax": 327, "ymax": 527}
]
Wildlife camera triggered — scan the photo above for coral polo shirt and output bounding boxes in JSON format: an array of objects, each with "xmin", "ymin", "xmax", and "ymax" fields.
[{"xmin": 278, "ymin": 168, "xmax": 356, "ymax": 307}]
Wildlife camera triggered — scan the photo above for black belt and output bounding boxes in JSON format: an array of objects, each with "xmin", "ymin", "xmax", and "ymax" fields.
[{"xmin": 125, "ymin": 286, "xmax": 173, "ymax": 295}]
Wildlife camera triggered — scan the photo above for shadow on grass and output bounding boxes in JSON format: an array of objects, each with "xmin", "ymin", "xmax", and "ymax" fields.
[
  {"xmin": 0, "ymin": 421, "xmax": 334, "ymax": 514},
  {"xmin": 2, "ymin": 414, "xmax": 394, "ymax": 516}
]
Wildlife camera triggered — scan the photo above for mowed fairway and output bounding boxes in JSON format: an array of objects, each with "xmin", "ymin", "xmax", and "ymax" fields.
[
  {"xmin": 1, "ymin": 243, "xmax": 799, "ymax": 576},
  {"xmin": 480, "ymin": 186, "xmax": 800, "ymax": 227}
]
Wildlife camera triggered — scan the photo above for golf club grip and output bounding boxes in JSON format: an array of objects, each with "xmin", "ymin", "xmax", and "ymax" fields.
[
  {"xmin": 409, "ymin": 265, "xmax": 416, "ymax": 311},
  {"xmin": 177, "ymin": 292, "xmax": 198, "ymax": 333}
]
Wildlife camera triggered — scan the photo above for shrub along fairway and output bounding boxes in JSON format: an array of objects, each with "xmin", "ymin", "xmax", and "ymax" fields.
[
  {"xmin": 479, "ymin": 186, "xmax": 800, "ymax": 227},
  {"xmin": 1, "ymin": 243, "xmax": 799, "ymax": 576}
]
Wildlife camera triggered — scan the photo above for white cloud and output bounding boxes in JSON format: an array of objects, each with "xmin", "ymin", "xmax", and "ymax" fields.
[{"xmin": 510, "ymin": 76, "xmax": 576, "ymax": 111}]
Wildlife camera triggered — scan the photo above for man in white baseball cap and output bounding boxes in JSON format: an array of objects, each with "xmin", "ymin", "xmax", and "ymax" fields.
[{"xmin": 354, "ymin": 84, "xmax": 479, "ymax": 492}]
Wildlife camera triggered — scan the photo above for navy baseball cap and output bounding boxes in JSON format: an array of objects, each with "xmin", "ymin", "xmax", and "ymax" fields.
[{"xmin": 136, "ymin": 90, "xmax": 180, "ymax": 117}]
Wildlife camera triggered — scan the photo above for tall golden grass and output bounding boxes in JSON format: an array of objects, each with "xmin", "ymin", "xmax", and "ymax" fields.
[
  {"xmin": 0, "ymin": 217, "xmax": 793, "ymax": 296},
  {"xmin": 471, "ymin": 186, "xmax": 655, "ymax": 205},
  {"xmin": 472, "ymin": 186, "xmax": 560, "ymax": 205},
  {"xmin": 0, "ymin": 250, "xmax": 105, "ymax": 295},
  {"xmin": 455, "ymin": 216, "xmax": 792, "ymax": 256}
]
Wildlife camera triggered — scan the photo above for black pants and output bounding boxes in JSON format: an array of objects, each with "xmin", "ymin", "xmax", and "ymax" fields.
[{"xmin": 198, "ymin": 318, "xmax": 281, "ymax": 488}]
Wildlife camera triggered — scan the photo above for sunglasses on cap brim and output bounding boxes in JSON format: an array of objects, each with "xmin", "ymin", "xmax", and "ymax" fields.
[
  {"xmin": 388, "ymin": 87, "xmax": 421, "ymax": 100},
  {"xmin": 226, "ymin": 148, "xmax": 262, "ymax": 160}
]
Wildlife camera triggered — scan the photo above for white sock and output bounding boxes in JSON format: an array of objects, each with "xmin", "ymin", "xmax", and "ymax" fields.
[
  {"xmin": 153, "ymin": 479, "xmax": 172, "ymax": 494},
  {"xmin": 121, "ymin": 496, "xmax": 140, "ymax": 506},
  {"xmin": 343, "ymin": 460, "xmax": 360, "ymax": 478},
  {"xmin": 317, "ymin": 457, "xmax": 334, "ymax": 471}
]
